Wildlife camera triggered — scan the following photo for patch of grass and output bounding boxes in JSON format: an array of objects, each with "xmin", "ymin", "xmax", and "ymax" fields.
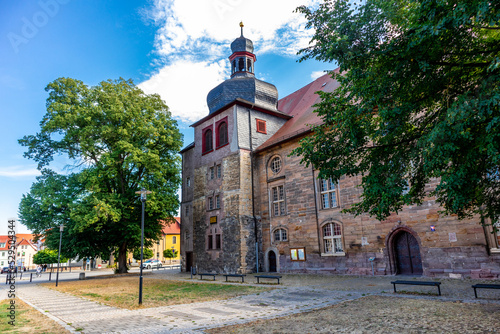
[
  {"xmin": 0, "ymin": 299, "xmax": 71, "ymax": 333},
  {"xmin": 42, "ymin": 277, "xmax": 269, "ymax": 310}
]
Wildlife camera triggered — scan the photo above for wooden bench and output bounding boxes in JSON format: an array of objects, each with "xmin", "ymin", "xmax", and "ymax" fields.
[
  {"xmin": 223, "ymin": 274, "xmax": 246, "ymax": 283},
  {"xmin": 198, "ymin": 273, "xmax": 216, "ymax": 281},
  {"xmin": 391, "ymin": 280, "xmax": 441, "ymax": 296},
  {"xmin": 255, "ymin": 275, "xmax": 282, "ymax": 284},
  {"xmin": 472, "ymin": 284, "xmax": 500, "ymax": 298}
]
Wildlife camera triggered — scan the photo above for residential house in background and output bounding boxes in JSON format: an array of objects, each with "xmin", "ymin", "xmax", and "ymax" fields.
[{"xmin": 180, "ymin": 25, "xmax": 500, "ymax": 279}]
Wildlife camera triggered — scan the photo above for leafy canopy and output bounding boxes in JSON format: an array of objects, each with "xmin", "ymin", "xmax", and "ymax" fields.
[
  {"xmin": 293, "ymin": 0, "xmax": 500, "ymax": 221},
  {"xmin": 19, "ymin": 78, "xmax": 183, "ymax": 272},
  {"xmin": 33, "ymin": 249, "xmax": 67, "ymax": 264},
  {"xmin": 132, "ymin": 247, "xmax": 154, "ymax": 261}
]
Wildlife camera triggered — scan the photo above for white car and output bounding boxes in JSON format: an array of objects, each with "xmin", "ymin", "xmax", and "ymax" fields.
[{"xmin": 141, "ymin": 259, "xmax": 162, "ymax": 269}]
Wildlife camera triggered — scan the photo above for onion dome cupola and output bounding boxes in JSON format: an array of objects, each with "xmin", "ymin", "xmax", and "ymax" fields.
[
  {"xmin": 230, "ymin": 22, "xmax": 255, "ymax": 77},
  {"xmin": 207, "ymin": 22, "xmax": 279, "ymax": 114}
]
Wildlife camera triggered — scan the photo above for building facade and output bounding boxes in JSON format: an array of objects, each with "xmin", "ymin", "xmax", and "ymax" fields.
[{"xmin": 180, "ymin": 26, "xmax": 500, "ymax": 279}]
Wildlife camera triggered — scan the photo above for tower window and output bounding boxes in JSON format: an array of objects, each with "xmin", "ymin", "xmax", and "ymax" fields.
[
  {"xmin": 217, "ymin": 122, "xmax": 228, "ymax": 147},
  {"xmin": 202, "ymin": 126, "xmax": 213, "ymax": 154},
  {"xmin": 256, "ymin": 119, "xmax": 266, "ymax": 134},
  {"xmin": 216, "ymin": 117, "xmax": 229, "ymax": 149},
  {"xmin": 238, "ymin": 58, "xmax": 244, "ymax": 71},
  {"xmin": 247, "ymin": 59, "xmax": 252, "ymax": 73}
]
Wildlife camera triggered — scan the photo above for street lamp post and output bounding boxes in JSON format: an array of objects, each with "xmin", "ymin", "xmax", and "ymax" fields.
[
  {"xmin": 135, "ymin": 188, "xmax": 151, "ymax": 305},
  {"xmin": 56, "ymin": 224, "xmax": 64, "ymax": 287}
]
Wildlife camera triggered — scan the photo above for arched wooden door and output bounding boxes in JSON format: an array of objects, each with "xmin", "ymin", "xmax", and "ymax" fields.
[
  {"xmin": 394, "ymin": 231, "xmax": 423, "ymax": 275},
  {"xmin": 268, "ymin": 251, "xmax": 277, "ymax": 272}
]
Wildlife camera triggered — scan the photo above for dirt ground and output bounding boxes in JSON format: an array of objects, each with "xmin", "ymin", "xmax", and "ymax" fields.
[{"xmin": 206, "ymin": 295, "xmax": 500, "ymax": 334}]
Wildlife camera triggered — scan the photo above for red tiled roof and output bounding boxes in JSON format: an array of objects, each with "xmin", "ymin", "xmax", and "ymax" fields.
[
  {"xmin": 162, "ymin": 217, "xmax": 180, "ymax": 235},
  {"xmin": 256, "ymin": 70, "xmax": 341, "ymax": 152}
]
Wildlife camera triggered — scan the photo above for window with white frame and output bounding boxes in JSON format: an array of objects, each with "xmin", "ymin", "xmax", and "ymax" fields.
[
  {"xmin": 319, "ymin": 178, "xmax": 338, "ymax": 209},
  {"xmin": 172, "ymin": 236, "xmax": 177, "ymax": 244},
  {"xmin": 322, "ymin": 222, "xmax": 344, "ymax": 255},
  {"xmin": 273, "ymin": 228, "xmax": 287, "ymax": 242},
  {"xmin": 272, "ymin": 185, "xmax": 285, "ymax": 216},
  {"xmin": 209, "ymin": 167, "xmax": 215, "ymax": 180},
  {"xmin": 208, "ymin": 197, "xmax": 214, "ymax": 210},
  {"xmin": 215, "ymin": 195, "xmax": 220, "ymax": 209}
]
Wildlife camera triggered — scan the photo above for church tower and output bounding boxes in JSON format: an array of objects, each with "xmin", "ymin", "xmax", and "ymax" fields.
[{"xmin": 180, "ymin": 24, "xmax": 291, "ymax": 274}]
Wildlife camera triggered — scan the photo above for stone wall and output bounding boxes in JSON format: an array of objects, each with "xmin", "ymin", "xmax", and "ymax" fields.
[{"xmin": 254, "ymin": 136, "xmax": 500, "ymax": 279}]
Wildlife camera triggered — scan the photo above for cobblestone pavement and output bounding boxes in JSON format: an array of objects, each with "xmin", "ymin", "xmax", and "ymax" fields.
[{"xmin": 15, "ymin": 272, "xmax": 500, "ymax": 334}]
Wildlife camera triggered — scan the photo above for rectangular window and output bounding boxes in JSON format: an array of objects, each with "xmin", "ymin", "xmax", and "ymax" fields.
[
  {"xmin": 272, "ymin": 185, "xmax": 285, "ymax": 216},
  {"xmin": 215, "ymin": 195, "xmax": 220, "ymax": 209},
  {"xmin": 208, "ymin": 235, "xmax": 213, "ymax": 250},
  {"xmin": 319, "ymin": 178, "xmax": 338, "ymax": 209},
  {"xmin": 256, "ymin": 119, "xmax": 267, "ymax": 134},
  {"xmin": 215, "ymin": 234, "xmax": 221, "ymax": 249},
  {"xmin": 173, "ymin": 236, "xmax": 177, "ymax": 244},
  {"xmin": 208, "ymin": 197, "xmax": 214, "ymax": 210},
  {"xmin": 185, "ymin": 206, "xmax": 189, "ymax": 215},
  {"xmin": 187, "ymin": 177, "xmax": 191, "ymax": 187},
  {"xmin": 209, "ymin": 167, "xmax": 215, "ymax": 180},
  {"xmin": 217, "ymin": 164, "xmax": 221, "ymax": 178}
]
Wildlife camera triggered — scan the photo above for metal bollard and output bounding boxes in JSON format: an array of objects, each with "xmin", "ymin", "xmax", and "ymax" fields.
[
  {"xmin": 49, "ymin": 272, "xmax": 52, "ymax": 281},
  {"xmin": 20, "ymin": 272, "xmax": 22, "ymax": 280},
  {"xmin": 30, "ymin": 273, "xmax": 32, "ymax": 282}
]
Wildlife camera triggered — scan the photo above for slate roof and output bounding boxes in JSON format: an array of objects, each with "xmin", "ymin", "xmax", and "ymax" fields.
[{"xmin": 255, "ymin": 70, "xmax": 341, "ymax": 152}]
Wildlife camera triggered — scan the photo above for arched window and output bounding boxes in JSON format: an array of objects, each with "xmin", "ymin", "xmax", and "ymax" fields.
[
  {"xmin": 273, "ymin": 228, "xmax": 287, "ymax": 242},
  {"xmin": 203, "ymin": 129, "xmax": 213, "ymax": 153},
  {"xmin": 218, "ymin": 122, "xmax": 228, "ymax": 147},
  {"xmin": 270, "ymin": 156, "xmax": 282, "ymax": 175},
  {"xmin": 322, "ymin": 222, "xmax": 344, "ymax": 255}
]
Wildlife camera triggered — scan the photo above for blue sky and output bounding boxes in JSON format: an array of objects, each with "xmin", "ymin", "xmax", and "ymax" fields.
[{"xmin": 0, "ymin": 0, "xmax": 330, "ymax": 234}]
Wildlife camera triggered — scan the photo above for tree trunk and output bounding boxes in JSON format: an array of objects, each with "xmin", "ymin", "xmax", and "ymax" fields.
[
  {"xmin": 109, "ymin": 251, "xmax": 114, "ymax": 267},
  {"xmin": 117, "ymin": 242, "xmax": 128, "ymax": 273}
]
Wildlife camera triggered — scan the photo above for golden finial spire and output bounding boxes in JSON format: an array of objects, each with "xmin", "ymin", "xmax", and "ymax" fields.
[{"xmin": 240, "ymin": 21, "xmax": 244, "ymax": 37}]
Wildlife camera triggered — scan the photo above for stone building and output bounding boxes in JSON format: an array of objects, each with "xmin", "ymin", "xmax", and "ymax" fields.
[{"xmin": 180, "ymin": 25, "xmax": 500, "ymax": 279}]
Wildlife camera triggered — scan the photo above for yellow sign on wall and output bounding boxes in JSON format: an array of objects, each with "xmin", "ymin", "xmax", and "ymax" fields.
[{"xmin": 210, "ymin": 216, "xmax": 217, "ymax": 224}]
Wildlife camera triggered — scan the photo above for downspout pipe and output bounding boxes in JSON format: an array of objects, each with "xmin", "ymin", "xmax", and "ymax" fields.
[{"xmin": 248, "ymin": 108, "xmax": 259, "ymax": 272}]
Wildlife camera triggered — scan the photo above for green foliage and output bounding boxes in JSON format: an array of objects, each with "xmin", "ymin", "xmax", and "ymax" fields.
[
  {"xmin": 19, "ymin": 78, "xmax": 183, "ymax": 273},
  {"xmin": 163, "ymin": 248, "xmax": 178, "ymax": 259},
  {"xmin": 293, "ymin": 0, "xmax": 500, "ymax": 221},
  {"xmin": 132, "ymin": 247, "xmax": 154, "ymax": 261},
  {"xmin": 33, "ymin": 249, "xmax": 67, "ymax": 264}
]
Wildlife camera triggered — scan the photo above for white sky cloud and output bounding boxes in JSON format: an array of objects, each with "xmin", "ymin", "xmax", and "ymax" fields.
[
  {"xmin": 311, "ymin": 70, "xmax": 326, "ymax": 80},
  {"xmin": 0, "ymin": 166, "xmax": 41, "ymax": 177},
  {"xmin": 141, "ymin": 0, "xmax": 320, "ymax": 123}
]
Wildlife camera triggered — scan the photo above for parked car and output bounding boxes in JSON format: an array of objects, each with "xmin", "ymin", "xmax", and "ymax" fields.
[
  {"xmin": 1, "ymin": 267, "xmax": 9, "ymax": 274},
  {"xmin": 141, "ymin": 259, "xmax": 162, "ymax": 269}
]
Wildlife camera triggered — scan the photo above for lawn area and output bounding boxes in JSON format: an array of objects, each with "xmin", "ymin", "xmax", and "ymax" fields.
[
  {"xmin": 0, "ymin": 299, "xmax": 70, "ymax": 334},
  {"xmin": 42, "ymin": 277, "xmax": 269, "ymax": 310}
]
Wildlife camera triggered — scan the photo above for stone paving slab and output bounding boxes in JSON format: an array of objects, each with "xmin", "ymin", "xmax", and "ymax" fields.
[
  {"xmin": 17, "ymin": 283, "xmax": 364, "ymax": 333},
  {"xmin": 14, "ymin": 272, "xmax": 500, "ymax": 333}
]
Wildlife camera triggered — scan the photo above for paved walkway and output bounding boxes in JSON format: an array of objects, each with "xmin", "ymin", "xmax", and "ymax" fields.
[{"xmin": 11, "ymin": 272, "xmax": 500, "ymax": 333}]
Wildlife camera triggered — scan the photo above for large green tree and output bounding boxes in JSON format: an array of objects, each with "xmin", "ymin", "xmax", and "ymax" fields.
[
  {"xmin": 19, "ymin": 78, "xmax": 182, "ymax": 273},
  {"xmin": 293, "ymin": 0, "xmax": 500, "ymax": 222}
]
